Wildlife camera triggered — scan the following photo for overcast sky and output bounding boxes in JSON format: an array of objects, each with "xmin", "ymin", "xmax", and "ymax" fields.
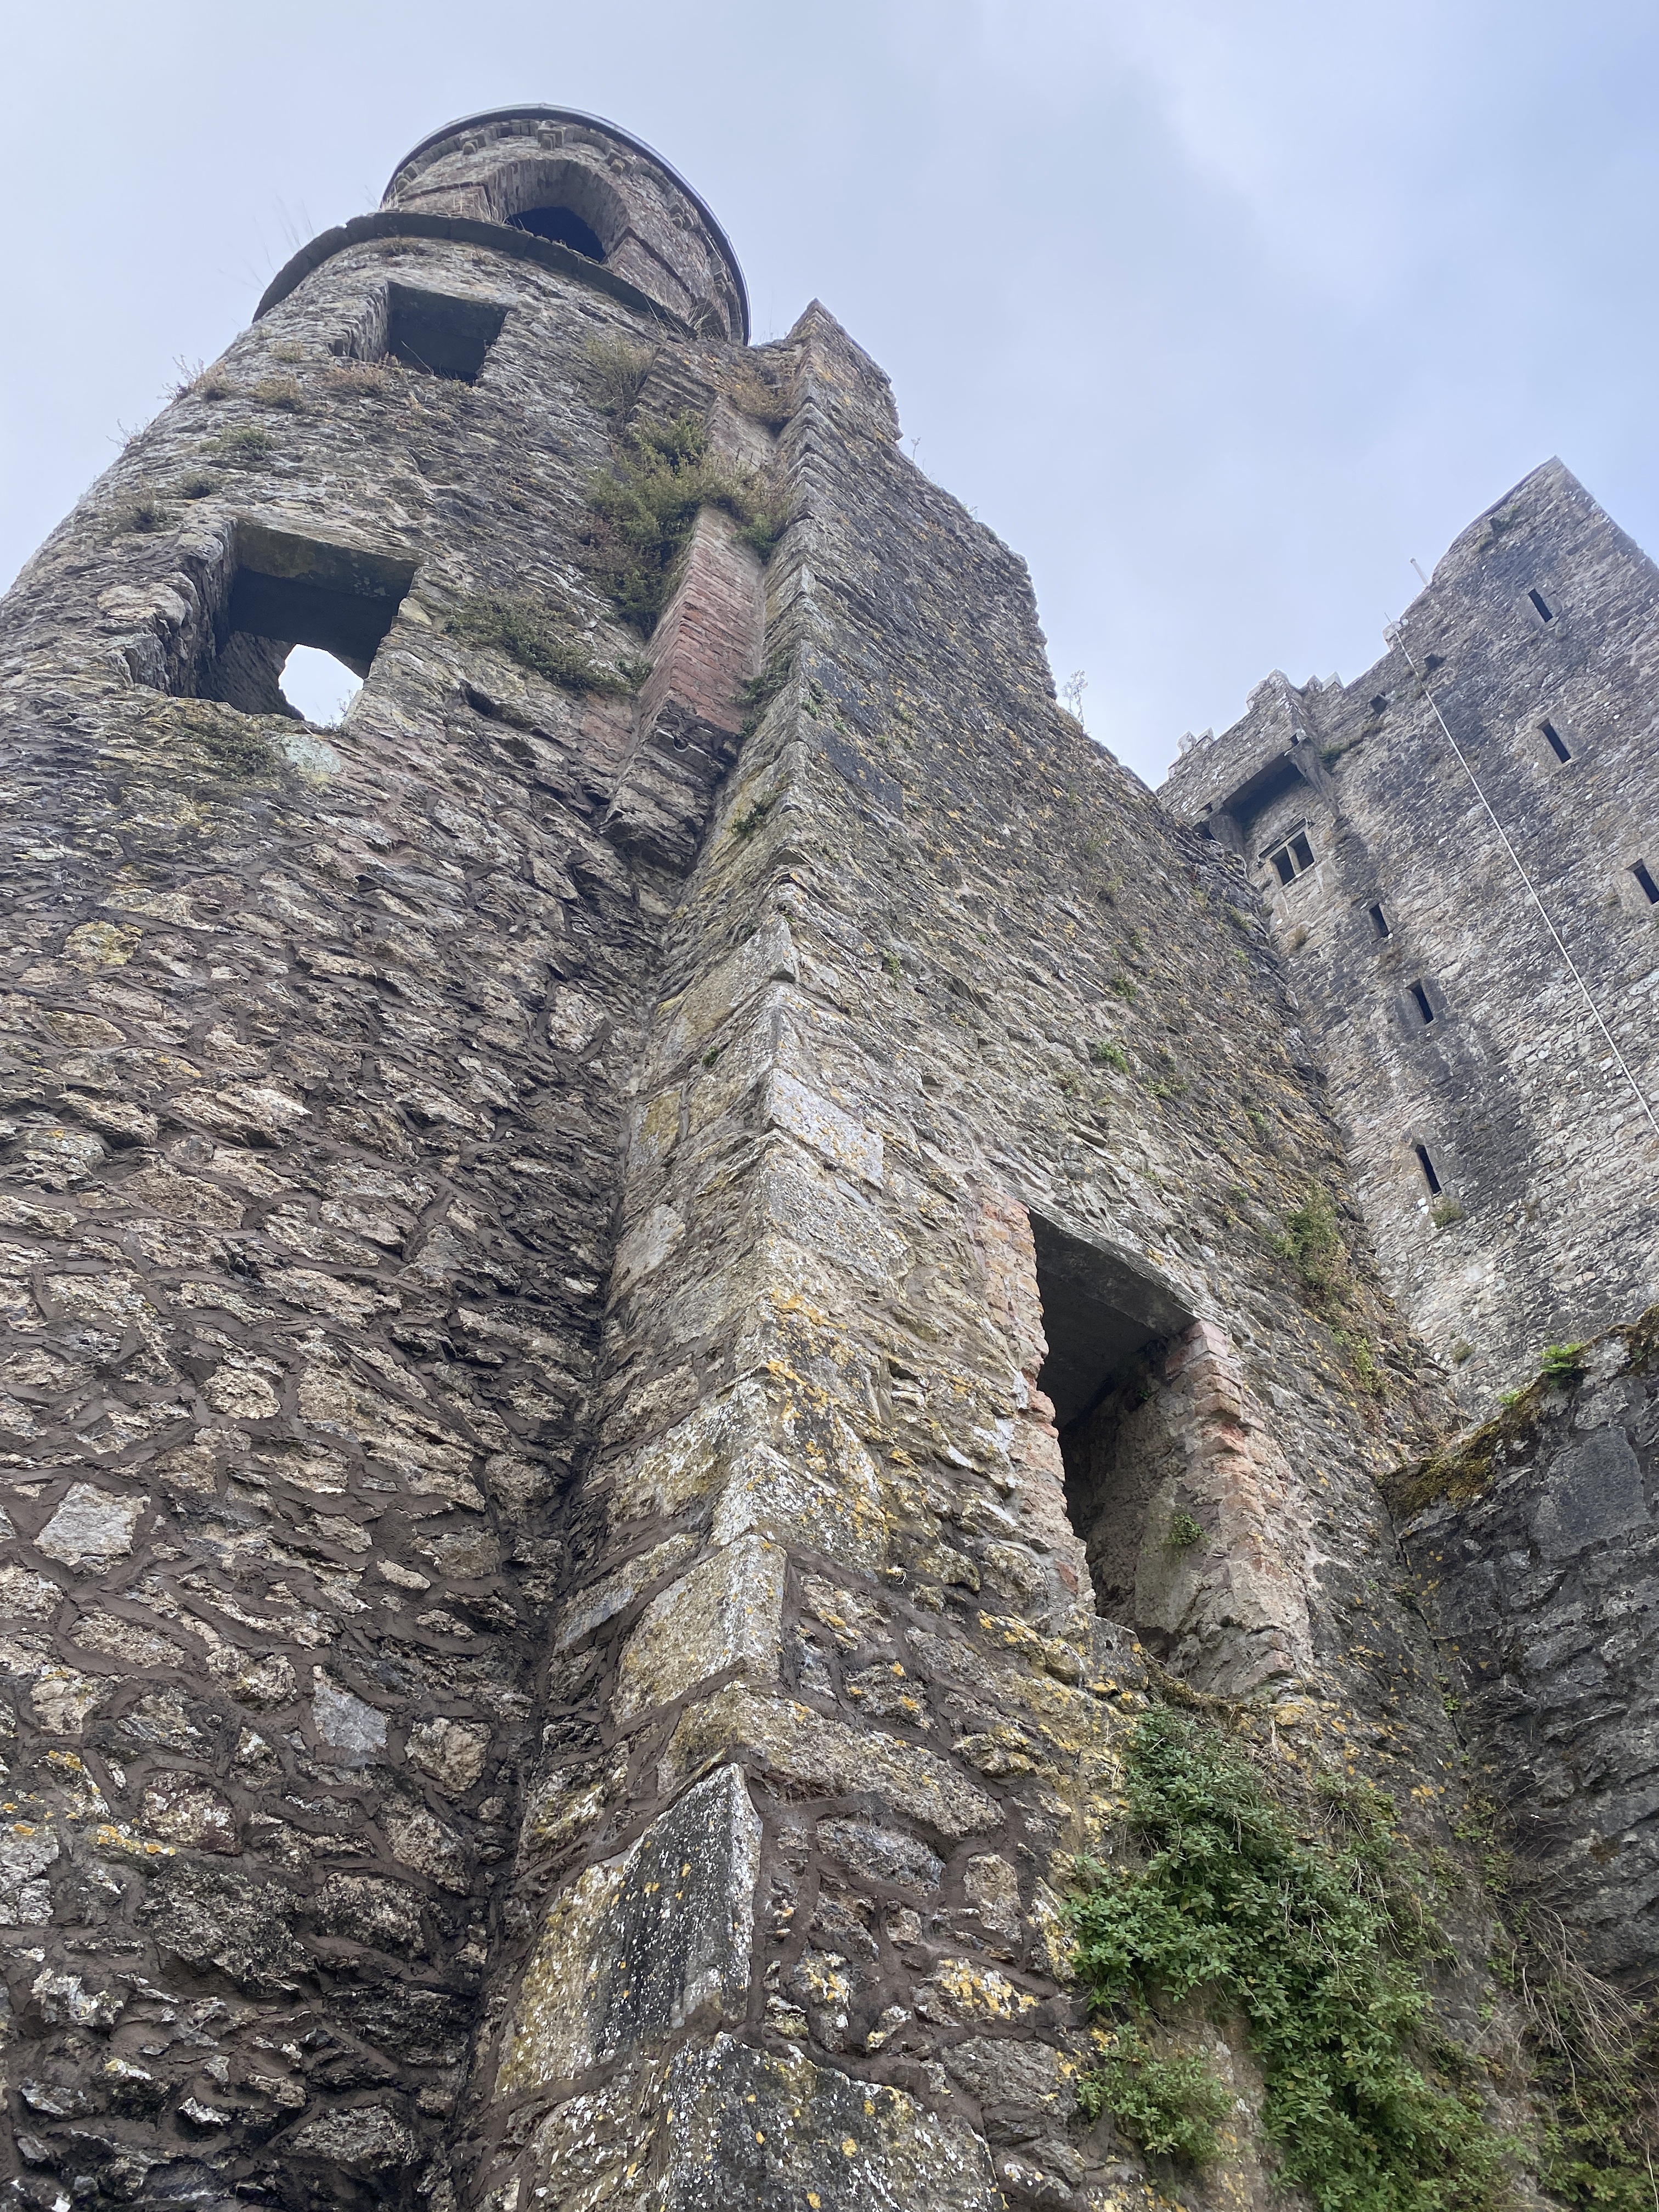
[{"xmin": 4, "ymin": 1, "xmax": 1657, "ymax": 782}]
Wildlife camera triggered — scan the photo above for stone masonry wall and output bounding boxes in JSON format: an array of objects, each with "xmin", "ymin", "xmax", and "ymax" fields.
[
  {"xmin": 1397, "ymin": 1312, "xmax": 1659, "ymax": 1987},
  {"xmin": 462, "ymin": 302, "xmax": 1486, "ymax": 2212},
  {"xmin": 0, "ymin": 154, "xmax": 769, "ymax": 2207},
  {"xmin": 1162, "ymin": 461, "xmax": 1659, "ymax": 1408},
  {"xmin": 0, "ymin": 106, "xmax": 1546, "ymax": 2212}
]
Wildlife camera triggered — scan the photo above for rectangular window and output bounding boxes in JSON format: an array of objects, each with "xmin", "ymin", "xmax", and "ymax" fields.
[
  {"xmin": 1408, "ymin": 980, "xmax": 1435, "ymax": 1025},
  {"xmin": 1368, "ymin": 903, "xmax": 1390, "ymax": 938},
  {"xmin": 385, "ymin": 283, "xmax": 507, "ymax": 382},
  {"xmin": 1414, "ymin": 1143, "xmax": 1442, "ymax": 1195},
  {"xmin": 191, "ymin": 520, "xmax": 416, "ymax": 716},
  {"xmin": 1265, "ymin": 832, "xmax": 1317, "ymax": 886},
  {"xmin": 1528, "ymin": 588, "xmax": 1556, "ymax": 623},
  {"xmin": 1633, "ymin": 859, "xmax": 1659, "ymax": 905},
  {"xmin": 1541, "ymin": 719, "xmax": 1572, "ymax": 763}
]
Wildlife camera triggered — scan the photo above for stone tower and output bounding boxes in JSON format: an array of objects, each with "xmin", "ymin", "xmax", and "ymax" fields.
[
  {"xmin": 1, "ymin": 103, "xmax": 1656, "ymax": 2212},
  {"xmin": 1161, "ymin": 461, "xmax": 1659, "ymax": 1409}
]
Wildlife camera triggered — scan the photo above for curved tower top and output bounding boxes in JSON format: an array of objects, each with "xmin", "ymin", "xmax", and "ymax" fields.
[{"xmin": 379, "ymin": 105, "xmax": 749, "ymax": 342}]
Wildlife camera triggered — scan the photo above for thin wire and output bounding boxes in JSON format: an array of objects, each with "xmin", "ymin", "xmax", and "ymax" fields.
[{"xmin": 1386, "ymin": 620, "xmax": 1659, "ymax": 1138}]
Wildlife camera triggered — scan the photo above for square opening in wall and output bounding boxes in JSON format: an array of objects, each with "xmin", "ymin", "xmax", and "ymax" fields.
[
  {"xmin": 195, "ymin": 520, "xmax": 416, "ymax": 718},
  {"xmin": 1028, "ymin": 1213, "xmax": 1192, "ymax": 1637},
  {"xmin": 1265, "ymin": 831, "xmax": 1316, "ymax": 885},
  {"xmin": 385, "ymin": 283, "xmax": 507, "ymax": 382}
]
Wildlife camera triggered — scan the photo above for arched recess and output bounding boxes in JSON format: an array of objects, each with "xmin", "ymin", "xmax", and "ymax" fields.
[
  {"xmin": 1023, "ymin": 1207, "xmax": 1312, "ymax": 1695},
  {"xmin": 481, "ymin": 157, "xmax": 630, "ymax": 261}
]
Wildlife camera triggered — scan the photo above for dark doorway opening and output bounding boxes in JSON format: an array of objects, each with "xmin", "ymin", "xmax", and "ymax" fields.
[
  {"xmin": 385, "ymin": 283, "xmax": 507, "ymax": 381},
  {"xmin": 195, "ymin": 522, "xmax": 416, "ymax": 718},
  {"xmin": 1029, "ymin": 1213, "xmax": 1192, "ymax": 1632},
  {"xmin": 509, "ymin": 204, "xmax": 606, "ymax": 258}
]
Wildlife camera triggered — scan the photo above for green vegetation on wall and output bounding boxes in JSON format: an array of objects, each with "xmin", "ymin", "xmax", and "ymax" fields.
[
  {"xmin": 585, "ymin": 410, "xmax": 789, "ymax": 632},
  {"xmin": 444, "ymin": 597, "xmax": 645, "ymax": 697},
  {"xmin": 1070, "ymin": 1707, "xmax": 1508, "ymax": 2212}
]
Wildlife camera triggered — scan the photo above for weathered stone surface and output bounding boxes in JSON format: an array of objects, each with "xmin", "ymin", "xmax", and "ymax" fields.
[
  {"xmin": 1401, "ymin": 1319, "xmax": 1659, "ymax": 1978},
  {"xmin": 615, "ymin": 1533, "xmax": 786, "ymax": 1716},
  {"xmin": 1, "ymin": 88, "xmax": 1643, "ymax": 2212},
  {"xmin": 504, "ymin": 2033, "xmax": 1003, "ymax": 2211},
  {"xmin": 1163, "ymin": 461, "xmax": 1659, "ymax": 1408},
  {"xmin": 498, "ymin": 1763, "xmax": 760, "ymax": 2090},
  {"xmin": 34, "ymin": 1483, "xmax": 148, "ymax": 1570}
]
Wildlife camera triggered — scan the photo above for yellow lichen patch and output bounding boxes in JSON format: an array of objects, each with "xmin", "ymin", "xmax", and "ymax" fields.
[
  {"xmin": 92, "ymin": 1824, "xmax": 174, "ymax": 1857},
  {"xmin": 924, "ymin": 1956, "xmax": 1040, "ymax": 2022},
  {"xmin": 63, "ymin": 922, "xmax": 140, "ymax": 969}
]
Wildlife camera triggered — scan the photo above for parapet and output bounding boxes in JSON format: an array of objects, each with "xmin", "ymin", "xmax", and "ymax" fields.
[{"xmin": 381, "ymin": 106, "xmax": 749, "ymax": 341}]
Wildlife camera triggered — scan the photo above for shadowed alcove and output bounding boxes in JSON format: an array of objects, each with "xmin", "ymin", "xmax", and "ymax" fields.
[{"xmin": 1029, "ymin": 1212, "xmax": 1193, "ymax": 1634}]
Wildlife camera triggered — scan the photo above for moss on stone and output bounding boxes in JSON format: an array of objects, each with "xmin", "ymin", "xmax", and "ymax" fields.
[
  {"xmin": 1389, "ymin": 1306, "xmax": 1659, "ymax": 1516},
  {"xmin": 444, "ymin": 596, "xmax": 644, "ymax": 697}
]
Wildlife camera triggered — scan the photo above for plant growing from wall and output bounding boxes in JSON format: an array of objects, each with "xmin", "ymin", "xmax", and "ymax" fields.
[
  {"xmin": 1071, "ymin": 1706, "xmax": 1509, "ymax": 2212},
  {"xmin": 444, "ymin": 597, "xmax": 644, "ymax": 697},
  {"xmin": 1497, "ymin": 1905, "xmax": 1659, "ymax": 2212},
  {"xmin": 584, "ymin": 410, "xmax": 789, "ymax": 633},
  {"xmin": 738, "ymin": 658, "xmax": 792, "ymax": 740},
  {"xmin": 581, "ymin": 335, "xmax": 658, "ymax": 423}
]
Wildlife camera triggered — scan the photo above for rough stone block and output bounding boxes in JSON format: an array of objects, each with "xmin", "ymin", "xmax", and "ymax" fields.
[
  {"xmin": 498, "ymin": 1762, "xmax": 760, "ymax": 2091},
  {"xmin": 616, "ymin": 1533, "xmax": 786, "ymax": 1716},
  {"xmin": 512, "ymin": 2032, "xmax": 1003, "ymax": 2210},
  {"xmin": 763, "ymin": 1069, "xmax": 884, "ymax": 1185},
  {"xmin": 662, "ymin": 1683, "xmax": 1000, "ymax": 1838}
]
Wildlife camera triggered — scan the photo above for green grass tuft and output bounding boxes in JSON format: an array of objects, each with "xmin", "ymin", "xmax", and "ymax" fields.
[
  {"xmin": 444, "ymin": 597, "xmax": 642, "ymax": 697},
  {"xmin": 585, "ymin": 411, "xmax": 789, "ymax": 633}
]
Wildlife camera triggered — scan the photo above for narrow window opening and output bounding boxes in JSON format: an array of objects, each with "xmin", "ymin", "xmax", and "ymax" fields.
[
  {"xmin": 1414, "ymin": 1144, "xmax": 1442, "ymax": 1196},
  {"xmin": 1271, "ymin": 848, "xmax": 1297, "ymax": 886},
  {"xmin": 384, "ymin": 283, "xmax": 507, "ymax": 382},
  {"xmin": 191, "ymin": 522, "xmax": 415, "ymax": 719},
  {"xmin": 280, "ymin": 646, "xmax": 362, "ymax": 728},
  {"xmin": 508, "ymin": 204, "xmax": 606, "ymax": 258},
  {"xmin": 1368, "ymin": 903, "xmax": 1390, "ymax": 938},
  {"xmin": 1632, "ymin": 860, "xmax": 1659, "ymax": 905},
  {"xmin": 1289, "ymin": 832, "xmax": 1316, "ymax": 872},
  {"xmin": 1541, "ymin": 719, "xmax": 1572, "ymax": 763},
  {"xmin": 1030, "ymin": 1215, "xmax": 1192, "ymax": 1649},
  {"xmin": 1408, "ymin": 980, "xmax": 1435, "ymax": 1025},
  {"xmin": 1528, "ymin": 588, "xmax": 1556, "ymax": 623}
]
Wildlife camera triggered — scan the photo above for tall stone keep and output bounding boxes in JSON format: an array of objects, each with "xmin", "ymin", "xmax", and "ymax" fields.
[
  {"xmin": 1161, "ymin": 462, "xmax": 1659, "ymax": 1408},
  {"xmin": 1, "ymin": 101, "xmax": 1656, "ymax": 2212}
]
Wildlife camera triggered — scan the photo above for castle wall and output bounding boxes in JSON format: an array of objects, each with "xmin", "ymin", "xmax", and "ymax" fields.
[
  {"xmin": 0, "ymin": 189, "xmax": 758, "ymax": 2207},
  {"xmin": 464, "ymin": 308, "xmax": 1472, "ymax": 2211},
  {"xmin": 1397, "ymin": 1313, "xmax": 1659, "ymax": 1985},
  {"xmin": 0, "ymin": 110, "xmax": 1559, "ymax": 2212},
  {"xmin": 1162, "ymin": 461, "xmax": 1659, "ymax": 1408}
]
